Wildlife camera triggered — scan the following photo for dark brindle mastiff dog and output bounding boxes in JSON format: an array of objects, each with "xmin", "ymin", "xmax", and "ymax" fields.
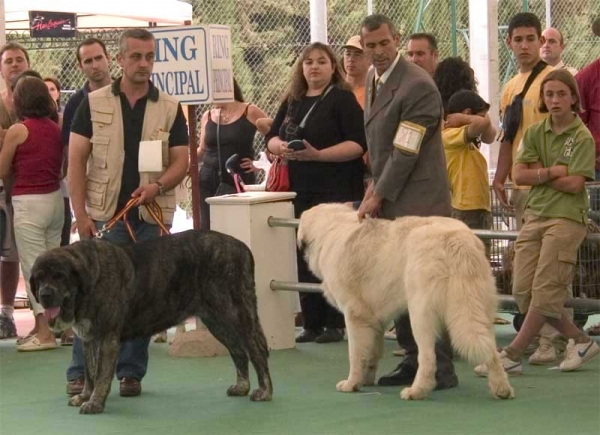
[{"xmin": 30, "ymin": 230, "xmax": 273, "ymax": 414}]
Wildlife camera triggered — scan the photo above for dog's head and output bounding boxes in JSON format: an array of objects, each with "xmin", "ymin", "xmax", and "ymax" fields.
[
  {"xmin": 297, "ymin": 203, "xmax": 358, "ymax": 277},
  {"xmin": 30, "ymin": 243, "xmax": 99, "ymax": 332}
]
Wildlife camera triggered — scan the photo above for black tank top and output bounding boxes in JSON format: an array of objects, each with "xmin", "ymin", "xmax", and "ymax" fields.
[{"xmin": 203, "ymin": 104, "xmax": 257, "ymax": 185}]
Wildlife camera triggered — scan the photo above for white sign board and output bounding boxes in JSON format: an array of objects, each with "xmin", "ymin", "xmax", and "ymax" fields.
[{"xmin": 149, "ymin": 25, "xmax": 234, "ymax": 105}]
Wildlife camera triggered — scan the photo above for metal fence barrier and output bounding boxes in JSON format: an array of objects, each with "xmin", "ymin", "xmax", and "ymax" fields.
[{"xmin": 268, "ymin": 208, "xmax": 600, "ymax": 318}]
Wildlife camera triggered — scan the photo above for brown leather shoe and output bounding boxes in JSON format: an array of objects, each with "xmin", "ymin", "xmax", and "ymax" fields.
[
  {"xmin": 119, "ymin": 377, "xmax": 142, "ymax": 397},
  {"xmin": 66, "ymin": 378, "xmax": 85, "ymax": 396}
]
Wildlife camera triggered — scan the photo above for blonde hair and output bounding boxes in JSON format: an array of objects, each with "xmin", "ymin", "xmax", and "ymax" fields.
[
  {"xmin": 538, "ymin": 69, "xmax": 581, "ymax": 113},
  {"xmin": 283, "ymin": 42, "xmax": 348, "ymax": 102}
]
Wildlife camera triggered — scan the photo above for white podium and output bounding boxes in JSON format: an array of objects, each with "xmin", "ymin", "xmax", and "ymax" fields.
[{"xmin": 206, "ymin": 192, "xmax": 297, "ymax": 350}]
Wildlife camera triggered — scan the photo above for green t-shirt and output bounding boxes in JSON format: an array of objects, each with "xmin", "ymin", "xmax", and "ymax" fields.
[{"xmin": 515, "ymin": 116, "xmax": 595, "ymax": 224}]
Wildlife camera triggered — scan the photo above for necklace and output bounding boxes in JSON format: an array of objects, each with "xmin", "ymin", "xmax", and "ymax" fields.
[{"xmin": 216, "ymin": 106, "xmax": 233, "ymax": 124}]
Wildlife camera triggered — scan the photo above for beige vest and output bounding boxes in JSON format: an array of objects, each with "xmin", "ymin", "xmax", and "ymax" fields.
[{"xmin": 87, "ymin": 85, "xmax": 179, "ymax": 224}]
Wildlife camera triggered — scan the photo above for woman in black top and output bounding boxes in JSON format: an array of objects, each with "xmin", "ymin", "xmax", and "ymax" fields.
[
  {"xmin": 266, "ymin": 42, "xmax": 367, "ymax": 344},
  {"xmin": 198, "ymin": 79, "xmax": 270, "ymax": 230}
]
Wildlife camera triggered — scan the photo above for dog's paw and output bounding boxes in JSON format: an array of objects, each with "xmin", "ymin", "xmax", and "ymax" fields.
[
  {"xmin": 336, "ymin": 380, "xmax": 360, "ymax": 393},
  {"xmin": 227, "ymin": 381, "xmax": 250, "ymax": 397},
  {"xmin": 79, "ymin": 400, "xmax": 105, "ymax": 414},
  {"xmin": 249, "ymin": 388, "xmax": 272, "ymax": 402},
  {"xmin": 400, "ymin": 387, "xmax": 429, "ymax": 400},
  {"xmin": 68, "ymin": 394, "xmax": 88, "ymax": 407},
  {"xmin": 491, "ymin": 384, "xmax": 515, "ymax": 400}
]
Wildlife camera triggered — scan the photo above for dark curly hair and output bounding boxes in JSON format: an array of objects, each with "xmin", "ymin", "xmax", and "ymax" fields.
[
  {"xmin": 433, "ymin": 57, "xmax": 478, "ymax": 112},
  {"xmin": 13, "ymin": 76, "xmax": 58, "ymax": 121}
]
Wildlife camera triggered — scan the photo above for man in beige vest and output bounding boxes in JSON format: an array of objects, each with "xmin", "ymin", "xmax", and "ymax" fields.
[
  {"xmin": 67, "ymin": 29, "xmax": 189, "ymax": 398},
  {"xmin": 0, "ymin": 42, "xmax": 30, "ymax": 340}
]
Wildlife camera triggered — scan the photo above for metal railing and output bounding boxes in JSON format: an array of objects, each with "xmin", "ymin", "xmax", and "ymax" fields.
[{"xmin": 267, "ymin": 216, "xmax": 600, "ymax": 243}]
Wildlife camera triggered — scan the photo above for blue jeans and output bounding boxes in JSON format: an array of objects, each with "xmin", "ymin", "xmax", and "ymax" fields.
[{"xmin": 66, "ymin": 219, "xmax": 160, "ymax": 382}]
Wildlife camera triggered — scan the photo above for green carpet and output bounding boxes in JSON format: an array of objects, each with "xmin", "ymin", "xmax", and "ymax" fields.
[{"xmin": 1, "ymin": 316, "xmax": 599, "ymax": 435}]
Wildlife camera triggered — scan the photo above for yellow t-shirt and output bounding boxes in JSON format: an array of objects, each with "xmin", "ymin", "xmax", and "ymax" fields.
[
  {"xmin": 500, "ymin": 65, "xmax": 554, "ymax": 187},
  {"xmin": 442, "ymin": 125, "xmax": 491, "ymax": 211}
]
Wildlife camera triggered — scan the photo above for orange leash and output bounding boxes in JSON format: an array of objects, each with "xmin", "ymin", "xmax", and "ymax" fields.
[{"xmin": 95, "ymin": 198, "xmax": 170, "ymax": 242}]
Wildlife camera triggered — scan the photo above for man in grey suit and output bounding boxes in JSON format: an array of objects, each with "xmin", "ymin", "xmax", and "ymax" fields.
[{"xmin": 357, "ymin": 14, "xmax": 457, "ymax": 389}]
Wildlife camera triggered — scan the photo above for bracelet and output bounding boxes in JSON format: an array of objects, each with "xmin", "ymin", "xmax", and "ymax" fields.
[{"xmin": 537, "ymin": 168, "xmax": 542, "ymax": 184}]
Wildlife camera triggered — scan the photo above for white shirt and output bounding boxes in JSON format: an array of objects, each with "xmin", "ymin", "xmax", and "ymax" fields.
[
  {"xmin": 374, "ymin": 52, "xmax": 401, "ymax": 85},
  {"xmin": 554, "ymin": 60, "xmax": 578, "ymax": 76}
]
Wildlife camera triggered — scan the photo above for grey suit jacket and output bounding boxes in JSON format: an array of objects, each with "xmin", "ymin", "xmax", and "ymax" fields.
[{"xmin": 365, "ymin": 57, "xmax": 451, "ymax": 219}]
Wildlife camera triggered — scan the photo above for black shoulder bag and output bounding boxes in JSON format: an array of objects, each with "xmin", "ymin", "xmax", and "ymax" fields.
[{"xmin": 501, "ymin": 61, "xmax": 547, "ymax": 144}]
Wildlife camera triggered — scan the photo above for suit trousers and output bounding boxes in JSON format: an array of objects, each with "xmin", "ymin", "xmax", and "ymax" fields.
[
  {"xmin": 395, "ymin": 313, "xmax": 455, "ymax": 376},
  {"xmin": 294, "ymin": 192, "xmax": 362, "ymax": 330}
]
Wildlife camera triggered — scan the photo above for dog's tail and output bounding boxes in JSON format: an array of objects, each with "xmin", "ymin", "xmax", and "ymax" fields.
[{"xmin": 442, "ymin": 232, "xmax": 499, "ymax": 366}]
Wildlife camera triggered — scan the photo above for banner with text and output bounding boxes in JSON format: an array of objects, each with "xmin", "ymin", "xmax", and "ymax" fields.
[{"xmin": 149, "ymin": 25, "xmax": 233, "ymax": 105}]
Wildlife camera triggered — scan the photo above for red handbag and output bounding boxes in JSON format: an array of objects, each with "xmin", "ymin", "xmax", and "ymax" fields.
[{"xmin": 266, "ymin": 156, "xmax": 290, "ymax": 192}]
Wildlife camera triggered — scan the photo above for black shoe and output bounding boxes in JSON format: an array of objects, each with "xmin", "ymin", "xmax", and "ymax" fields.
[
  {"xmin": 435, "ymin": 372, "xmax": 459, "ymax": 390},
  {"xmin": 119, "ymin": 377, "xmax": 142, "ymax": 397},
  {"xmin": 377, "ymin": 361, "xmax": 417, "ymax": 386},
  {"xmin": 66, "ymin": 378, "xmax": 85, "ymax": 396},
  {"xmin": 315, "ymin": 328, "xmax": 344, "ymax": 344},
  {"xmin": 295, "ymin": 329, "xmax": 322, "ymax": 343}
]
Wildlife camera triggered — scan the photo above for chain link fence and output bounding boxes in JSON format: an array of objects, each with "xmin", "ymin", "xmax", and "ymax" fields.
[{"xmin": 4, "ymin": 0, "xmax": 599, "ymax": 212}]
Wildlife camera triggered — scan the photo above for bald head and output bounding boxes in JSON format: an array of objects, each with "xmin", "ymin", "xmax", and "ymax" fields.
[{"xmin": 540, "ymin": 27, "xmax": 565, "ymax": 66}]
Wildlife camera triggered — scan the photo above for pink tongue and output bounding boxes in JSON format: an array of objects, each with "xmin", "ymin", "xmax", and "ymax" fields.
[{"xmin": 44, "ymin": 307, "xmax": 61, "ymax": 321}]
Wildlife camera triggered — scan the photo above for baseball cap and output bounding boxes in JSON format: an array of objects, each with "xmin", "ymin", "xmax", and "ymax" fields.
[
  {"xmin": 446, "ymin": 90, "xmax": 490, "ymax": 115},
  {"xmin": 343, "ymin": 35, "xmax": 363, "ymax": 52}
]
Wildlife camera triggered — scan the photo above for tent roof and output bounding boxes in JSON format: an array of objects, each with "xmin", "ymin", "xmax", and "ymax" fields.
[{"xmin": 5, "ymin": 0, "xmax": 193, "ymax": 29}]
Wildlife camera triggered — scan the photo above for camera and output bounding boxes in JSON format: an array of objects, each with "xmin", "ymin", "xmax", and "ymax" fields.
[{"xmin": 287, "ymin": 139, "xmax": 306, "ymax": 151}]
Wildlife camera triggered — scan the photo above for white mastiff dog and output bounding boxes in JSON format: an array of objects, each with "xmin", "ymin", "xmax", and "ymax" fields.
[{"xmin": 297, "ymin": 203, "xmax": 514, "ymax": 401}]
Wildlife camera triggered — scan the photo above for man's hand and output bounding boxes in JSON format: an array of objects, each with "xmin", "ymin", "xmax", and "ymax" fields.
[
  {"xmin": 131, "ymin": 183, "xmax": 160, "ymax": 206},
  {"xmin": 357, "ymin": 189, "xmax": 383, "ymax": 221},
  {"xmin": 75, "ymin": 214, "xmax": 97, "ymax": 239},
  {"xmin": 549, "ymin": 165, "xmax": 568, "ymax": 179},
  {"xmin": 445, "ymin": 113, "xmax": 471, "ymax": 128}
]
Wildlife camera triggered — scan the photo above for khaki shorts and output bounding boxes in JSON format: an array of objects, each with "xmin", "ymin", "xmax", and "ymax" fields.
[
  {"xmin": 512, "ymin": 213, "xmax": 587, "ymax": 319},
  {"xmin": 0, "ymin": 188, "xmax": 19, "ymax": 262}
]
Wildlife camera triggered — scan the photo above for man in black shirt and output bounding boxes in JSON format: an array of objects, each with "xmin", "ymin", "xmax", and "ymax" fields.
[{"xmin": 66, "ymin": 29, "xmax": 189, "ymax": 399}]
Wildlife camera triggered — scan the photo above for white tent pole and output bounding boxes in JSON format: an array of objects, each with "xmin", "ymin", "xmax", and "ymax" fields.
[
  {"xmin": 0, "ymin": 0, "xmax": 6, "ymax": 92},
  {"xmin": 469, "ymin": 0, "xmax": 500, "ymax": 170},
  {"xmin": 367, "ymin": 0, "xmax": 373, "ymax": 15},
  {"xmin": 310, "ymin": 0, "xmax": 327, "ymax": 43},
  {"xmin": 545, "ymin": 0, "xmax": 552, "ymax": 27}
]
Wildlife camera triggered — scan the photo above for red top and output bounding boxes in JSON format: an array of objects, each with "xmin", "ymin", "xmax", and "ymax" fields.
[
  {"xmin": 12, "ymin": 117, "xmax": 63, "ymax": 196},
  {"xmin": 576, "ymin": 59, "xmax": 600, "ymax": 171}
]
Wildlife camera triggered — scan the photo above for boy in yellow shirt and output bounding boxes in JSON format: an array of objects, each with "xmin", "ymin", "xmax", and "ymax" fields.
[{"xmin": 443, "ymin": 90, "xmax": 496, "ymax": 233}]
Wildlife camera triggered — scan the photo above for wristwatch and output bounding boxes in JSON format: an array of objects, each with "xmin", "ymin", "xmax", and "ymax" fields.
[{"xmin": 153, "ymin": 181, "xmax": 165, "ymax": 196}]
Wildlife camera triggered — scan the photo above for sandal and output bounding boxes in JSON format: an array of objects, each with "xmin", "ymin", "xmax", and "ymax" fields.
[
  {"xmin": 16, "ymin": 335, "xmax": 34, "ymax": 345},
  {"xmin": 16, "ymin": 336, "xmax": 58, "ymax": 352}
]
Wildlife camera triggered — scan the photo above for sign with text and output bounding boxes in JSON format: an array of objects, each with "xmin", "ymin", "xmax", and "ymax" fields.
[
  {"xmin": 149, "ymin": 25, "xmax": 233, "ymax": 105},
  {"xmin": 29, "ymin": 11, "xmax": 77, "ymax": 38}
]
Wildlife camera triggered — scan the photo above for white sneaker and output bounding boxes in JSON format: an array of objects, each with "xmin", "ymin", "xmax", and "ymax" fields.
[
  {"xmin": 559, "ymin": 339, "xmax": 600, "ymax": 372},
  {"xmin": 474, "ymin": 350, "xmax": 522, "ymax": 377},
  {"xmin": 528, "ymin": 338, "xmax": 558, "ymax": 365}
]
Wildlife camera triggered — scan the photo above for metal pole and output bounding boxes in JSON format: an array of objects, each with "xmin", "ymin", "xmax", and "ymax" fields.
[
  {"xmin": 0, "ymin": 0, "xmax": 6, "ymax": 92},
  {"xmin": 310, "ymin": 0, "xmax": 328, "ymax": 43},
  {"xmin": 522, "ymin": 0, "xmax": 529, "ymax": 11},
  {"xmin": 269, "ymin": 280, "xmax": 600, "ymax": 312},
  {"xmin": 451, "ymin": 0, "xmax": 458, "ymax": 56},
  {"xmin": 414, "ymin": 0, "xmax": 426, "ymax": 33},
  {"xmin": 545, "ymin": 0, "xmax": 552, "ymax": 27},
  {"xmin": 367, "ymin": 0, "xmax": 373, "ymax": 15},
  {"xmin": 267, "ymin": 216, "xmax": 600, "ymax": 242}
]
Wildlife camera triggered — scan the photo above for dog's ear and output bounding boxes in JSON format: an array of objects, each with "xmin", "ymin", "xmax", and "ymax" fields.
[{"xmin": 29, "ymin": 274, "xmax": 40, "ymax": 303}]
